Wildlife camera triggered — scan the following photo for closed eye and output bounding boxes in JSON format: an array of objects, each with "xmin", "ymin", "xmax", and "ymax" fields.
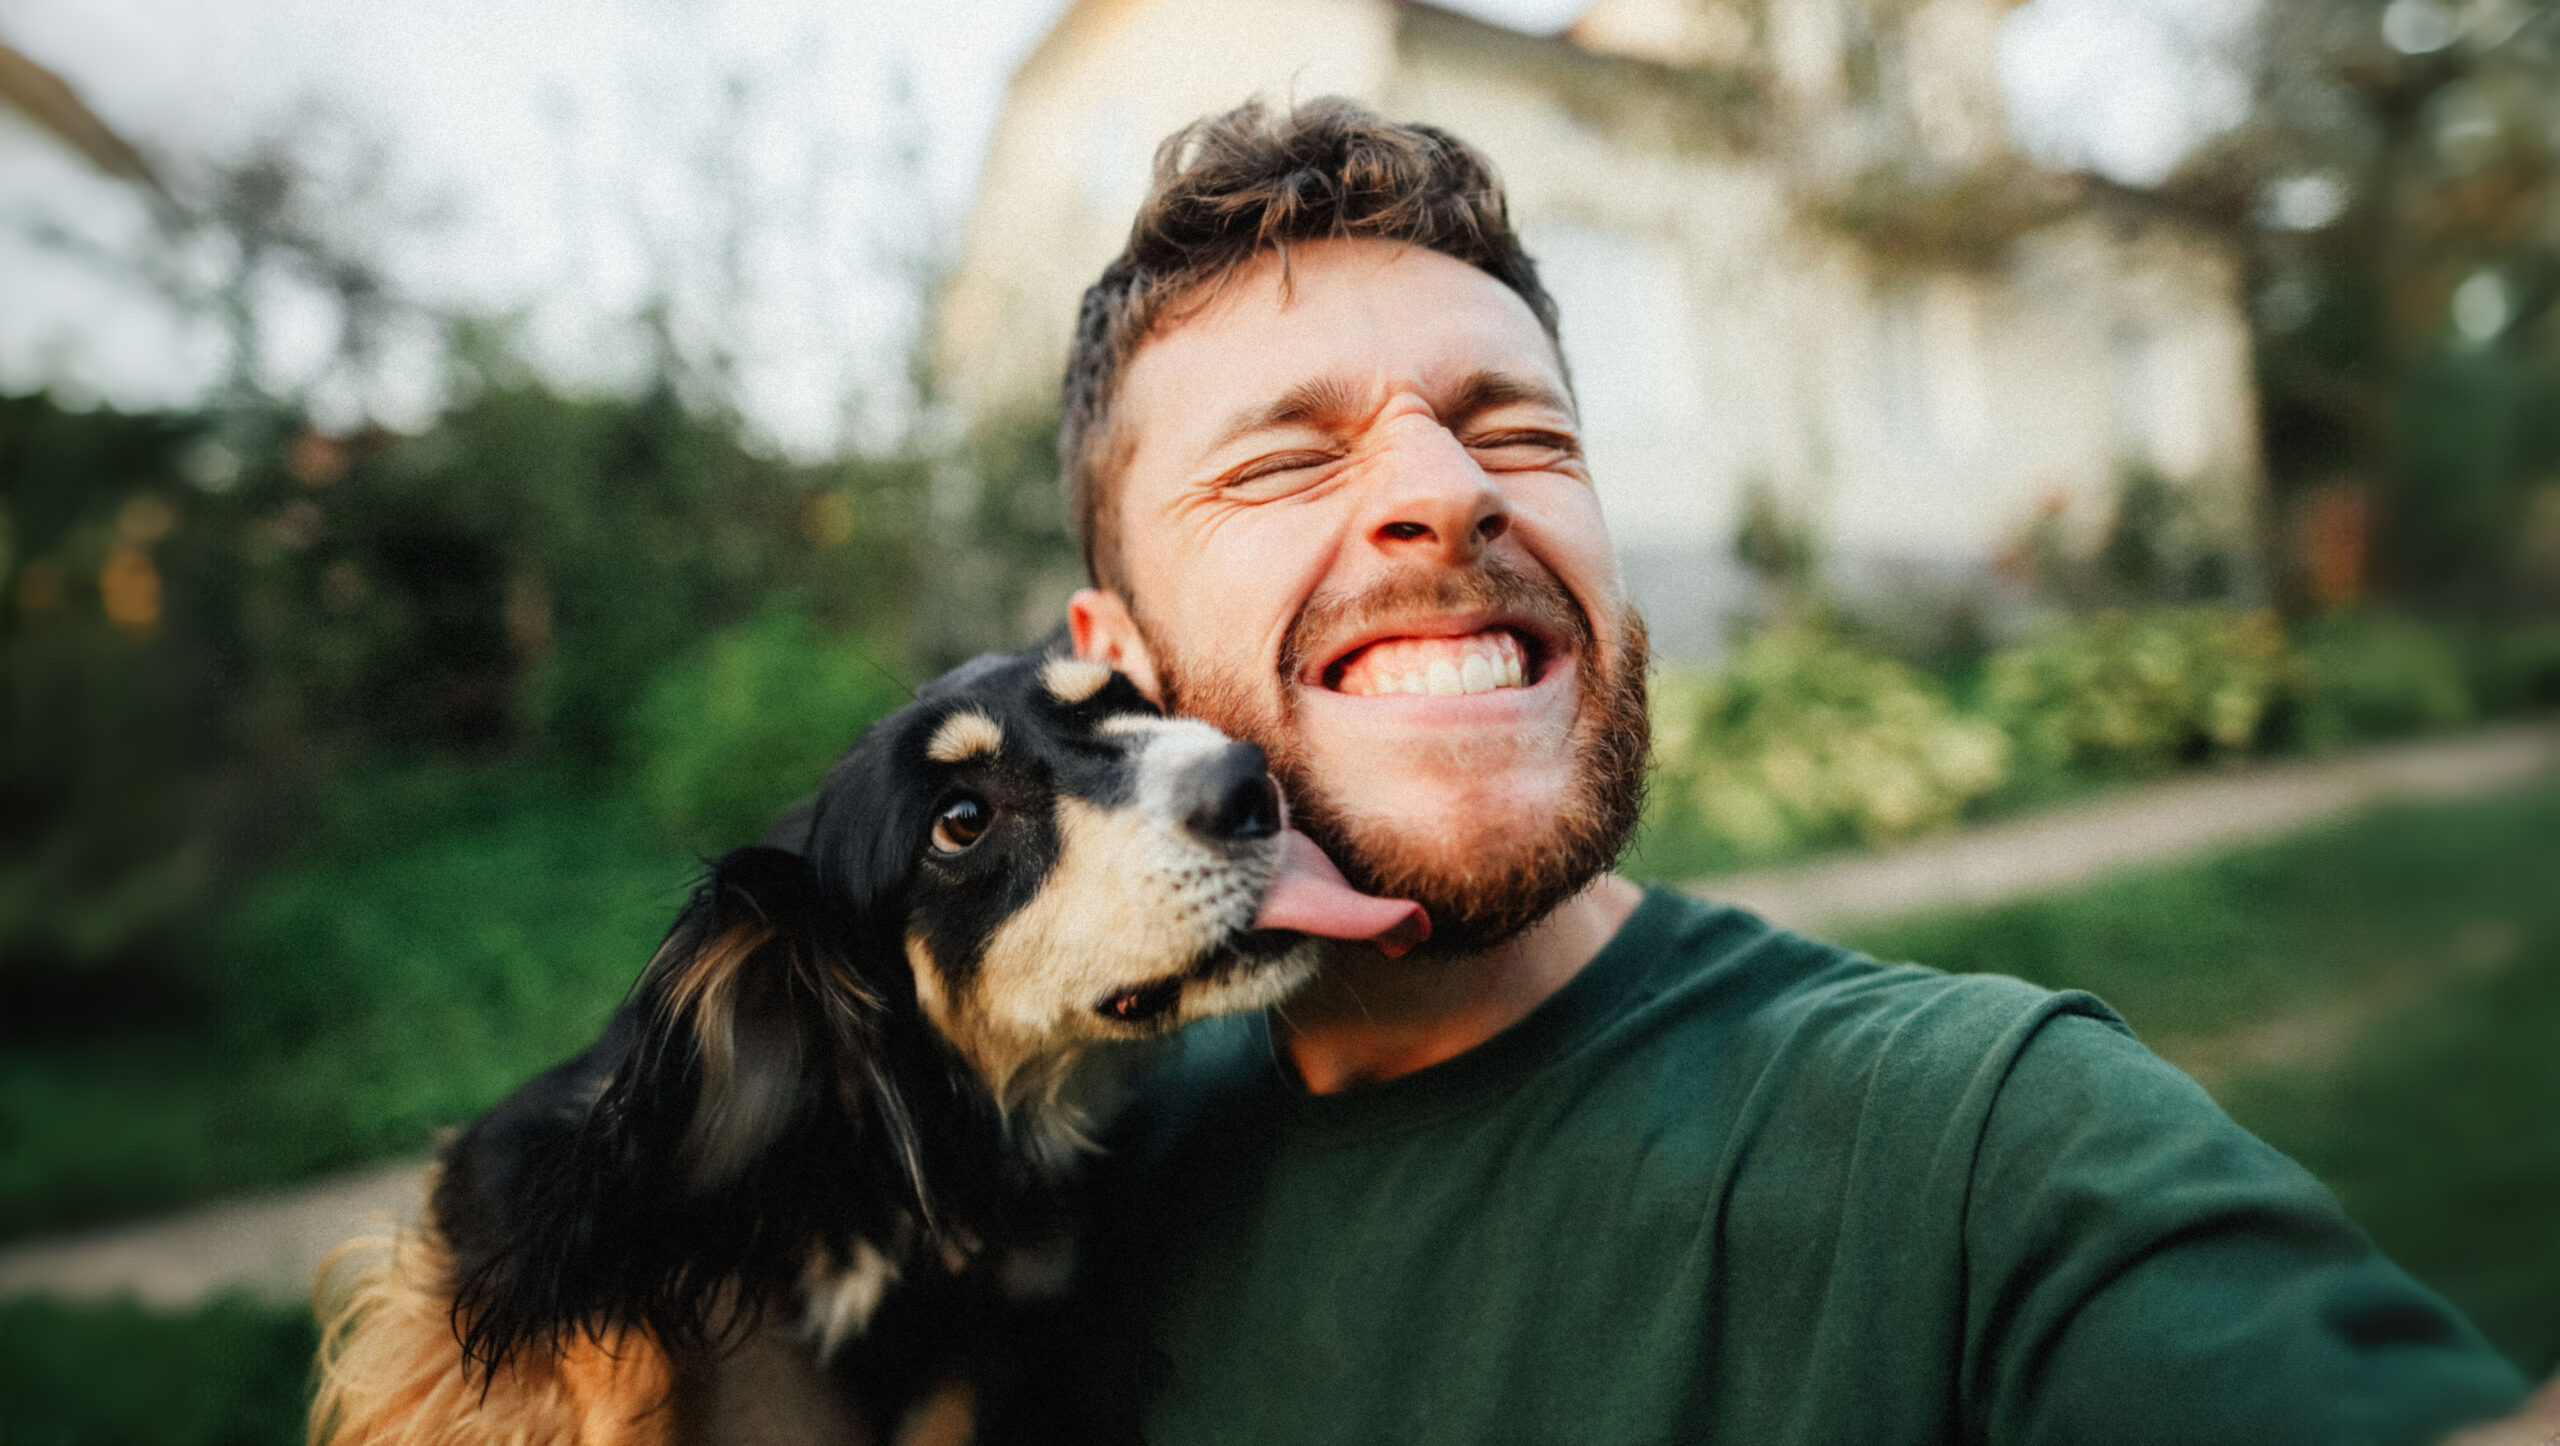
[
  {"xmin": 1463, "ymin": 429, "xmax": 1582, "ymax": 468},
  {"xmin": 1221, "ymin": 448, "xmax": 1345, "ymax": 497}
]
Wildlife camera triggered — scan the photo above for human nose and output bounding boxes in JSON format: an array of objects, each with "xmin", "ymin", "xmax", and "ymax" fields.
[{"xmin": 1358, "ymin": 423, "xmax": 1512, "ymax": 566}]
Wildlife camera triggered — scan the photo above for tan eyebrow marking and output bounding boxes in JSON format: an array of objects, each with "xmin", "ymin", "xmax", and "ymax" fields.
[
  {"xmin": 1040, "ymin": 655, "xmax": 1113, "ymax": 705},
  {"xmin": 925, "ymin": 710, "xmax": 1004, "ymax": 764}
]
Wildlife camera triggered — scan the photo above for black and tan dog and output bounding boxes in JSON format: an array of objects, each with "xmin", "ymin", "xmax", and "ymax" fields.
[{"xmin": 310, "ymin": 648, "xmax": 1424, "ymax": 1445}]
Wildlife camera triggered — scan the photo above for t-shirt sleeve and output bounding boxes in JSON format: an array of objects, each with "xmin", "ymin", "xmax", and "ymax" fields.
[{"xmin": 1960, "ymin": 1007, "xmax": 2528, "ymax": 1446}]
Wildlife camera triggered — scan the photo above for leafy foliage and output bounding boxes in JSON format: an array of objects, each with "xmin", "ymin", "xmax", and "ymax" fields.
[
  {"xmin": 2289, "ymin": 607, "xmax": 2476, "ymax": 746},
  {"xmin": 2176, "ymin": 0, "xmax": 2560, "ymax": 616},
  {"xmin": 0, "ymin": 765, "xmax": 690, "ymax": 1240},
  {"xmin": 1647, "ymin": 628, "xmax": 2011, "ymax": 868},
  {"xmin": 0, "ymin": 384, "xmax": 938, "ymax": 1020},
  {"xmin": 1633, "ymin": 601, "xmax": 2542, "ymax": 882},
  {"xmin": 1983, "ymin": 607, "xmax": 2293, "ymax": 776},
  {"xmin": 2463, "ymin": 618, "xmax": 2560, "ymax": 712},
  {"xmin": 2, "ymin": 400, "xmax": 229, "ymax": 1013},
  {"xmin": 631, "ymin": 607, "xmax": 911, "ymax": 852}
]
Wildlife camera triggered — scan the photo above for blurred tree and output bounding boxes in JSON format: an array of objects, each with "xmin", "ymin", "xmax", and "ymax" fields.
[
  {"xmin": 0, "ymin": 54, "xmax": 1086, "ymax": 1036},
  {"xmin": 2169, "ymin": 0, "xmax": 2560, "ymax": 616},
  {"xmin": 1, "ymin": 397, "xmax": 217, "ymax": 1028},
  {"xmin": 911, "ymin": 411, "xmax": 1085, "ymax": 672},
  {"xmin": 0, "ymin": 378, "xmax": 938, "ymax": 1023}
]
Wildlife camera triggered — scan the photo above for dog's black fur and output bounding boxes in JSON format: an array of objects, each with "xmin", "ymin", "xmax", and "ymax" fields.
[{"xmin": 316, "ymin": 646, "xmax": 1324, "ymax": 1443}]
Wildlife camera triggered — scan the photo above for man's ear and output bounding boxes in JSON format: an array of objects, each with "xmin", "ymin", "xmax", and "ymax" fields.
[{"xmin": 1069, "ymin": 587, "xmax": 1164, "ymax": 705}]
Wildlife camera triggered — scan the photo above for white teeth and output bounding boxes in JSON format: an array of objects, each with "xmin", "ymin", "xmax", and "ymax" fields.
[{"xmin": 1334, "ymin": 629, "xmax": 1537, "ymax": 698}]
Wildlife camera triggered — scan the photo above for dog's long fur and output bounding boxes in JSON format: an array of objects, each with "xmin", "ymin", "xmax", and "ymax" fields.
[
  {"xmin": 312, "ymin": 1210, "xmax": 685, "ymax": 1446},
  {"xmin": 311, "ymin": 648, "xmax": 1324, "ymax": 1445}
]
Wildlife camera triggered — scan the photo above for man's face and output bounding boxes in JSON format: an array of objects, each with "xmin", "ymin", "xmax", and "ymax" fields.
[{"xmin": 1078, "ymin": 238, "xmax": 1649, "ymax": 954}]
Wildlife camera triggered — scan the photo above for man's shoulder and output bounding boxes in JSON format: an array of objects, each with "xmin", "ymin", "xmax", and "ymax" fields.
[{"xmin": 1614, "ymin": 886, "xmax": 2128, "ymax": 1095}]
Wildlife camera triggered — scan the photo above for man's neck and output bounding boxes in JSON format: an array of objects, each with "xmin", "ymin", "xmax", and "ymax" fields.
[{"xmin": 1278, "ymin": 874, "xmax": 1646, "ymax": 1094}]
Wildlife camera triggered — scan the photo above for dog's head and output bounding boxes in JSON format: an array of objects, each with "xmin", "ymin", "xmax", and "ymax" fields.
[
  {"xmin": 447, "ymin": 647, "xmax": 1422, "ymax": 1371},
  {"xmin": 807, "ymin": 650, "xmax": 1412, "ymax": 1101}
]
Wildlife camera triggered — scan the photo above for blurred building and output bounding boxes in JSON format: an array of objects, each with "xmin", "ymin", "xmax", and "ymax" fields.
[{"xmin": 937, "ymin": 0, "xmax": 2262, "ymax": 658}]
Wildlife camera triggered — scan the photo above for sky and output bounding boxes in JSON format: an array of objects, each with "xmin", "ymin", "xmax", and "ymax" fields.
[{"xmin": 0, "ymin": 0, "xmax": 2256, "ymax": 454}]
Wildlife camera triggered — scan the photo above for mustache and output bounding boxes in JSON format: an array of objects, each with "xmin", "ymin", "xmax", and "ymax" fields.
[{"xmin": 1279, "ymin": 556, "xmax": 1594, "ymax": 686}]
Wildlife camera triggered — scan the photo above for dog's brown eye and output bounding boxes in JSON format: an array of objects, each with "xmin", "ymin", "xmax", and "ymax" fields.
[{"xmin": 930, "ymin": 796, "xmax": 990, "ymax": 855}]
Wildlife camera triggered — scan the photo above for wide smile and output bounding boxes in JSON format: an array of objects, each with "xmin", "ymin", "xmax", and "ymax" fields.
[
  {"xmin": 1309, "ymin": 616, "xmax": 1561, "ymax": 693},
  {"xmin": 1297, "ymin": 615, "xmax": 1575, "ymax": 716}
]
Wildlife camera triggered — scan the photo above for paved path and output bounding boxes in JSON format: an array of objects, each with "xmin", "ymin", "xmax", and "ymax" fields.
[
  {"xmin": 0, "ymin": 1157, "xmax": 428, "ymax": 1309},
  {"xmin": 1682, "ymin": 721, "xmax": 2558, "ymax": 933},
  {"xmin": 2, "ymin": 722, "xmax": 2552, "ymax": 1313}
]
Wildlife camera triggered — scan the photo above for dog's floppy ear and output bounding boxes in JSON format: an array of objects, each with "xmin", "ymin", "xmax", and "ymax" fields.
[{"xmin": 450, "ymin": 845, "xmax": 922, "ymax": 1371}]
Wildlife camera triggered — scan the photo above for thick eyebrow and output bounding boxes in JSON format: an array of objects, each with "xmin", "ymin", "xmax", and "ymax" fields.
[
  {"xmin": 1205, "ymin": 374, "xmax": 1371, "ymax": 454},
  {"xmin": 1204, "ymin": 367, "xmax": 1576, "ymax": 455},
  {"xmin": 1441, "ymin": 369, "xmax": 1577, "ymax": 429}
]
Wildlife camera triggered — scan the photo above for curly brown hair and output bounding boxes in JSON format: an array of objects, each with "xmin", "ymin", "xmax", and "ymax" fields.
[{"xmin": 1058, "ymin": 97, "xmax": 1562, "ymax": 592}]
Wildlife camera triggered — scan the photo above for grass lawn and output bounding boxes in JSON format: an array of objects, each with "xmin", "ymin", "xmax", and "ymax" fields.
[
  {"xmin": 0, "ymin": 1296, "xmax": 314, "ymax": 1446},
  {"xmin": 1845, "ymin": 775, "xmax": 2560, "ymax": 1375},
  {"xmin": 0, "ymin": 765, "xmax": 699, "ymax": 1242}
]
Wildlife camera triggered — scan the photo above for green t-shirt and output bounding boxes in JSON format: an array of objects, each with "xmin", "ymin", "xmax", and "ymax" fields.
[{"xmin": 1060, "ymin": 887, "xmax": 2527, "ymax": 1444}]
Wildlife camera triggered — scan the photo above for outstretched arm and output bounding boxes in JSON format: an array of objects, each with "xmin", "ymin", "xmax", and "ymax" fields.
[{"xmin": 1962, "ymin": 1011, "xmax": 2529, "ymax": 1446}]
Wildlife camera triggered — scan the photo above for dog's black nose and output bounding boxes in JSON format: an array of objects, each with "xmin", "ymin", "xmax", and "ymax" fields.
[{"xmin": 1182, "ymin": 742, "xmax": 1281, "ymax": 843}]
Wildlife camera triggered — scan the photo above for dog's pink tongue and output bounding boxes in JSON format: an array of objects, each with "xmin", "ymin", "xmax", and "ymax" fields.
[{"xmin": 1254, "ymin": 831, "xmax": 1430, "ymax": 958}]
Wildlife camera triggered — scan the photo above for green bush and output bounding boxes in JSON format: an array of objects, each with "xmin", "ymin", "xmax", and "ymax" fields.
[
  {"xmin": 0, "ymin": 385, "xmax": 931, "ymax": 1021},
  {"xmin": 1984, "ymin": 607, "xmax": 2291, "ymax": 777},
  {"xmin": 2288, "ymin": 610, "xmax": 2475, "ymax": 749},
  {"xmin": 2461, "ymin": 621, "xmax": 2560, "ymax": 715},
  {"xmin": 0, "ymin": 766, "xmax": 690, "ymax": 1240},
  {"xmin": 1649, "ymin": 628, "xmax": 2010, "ymax": 867},
  {"xmin": 630, "ymin": 609, "xmax": 910, "ymax": 852}
]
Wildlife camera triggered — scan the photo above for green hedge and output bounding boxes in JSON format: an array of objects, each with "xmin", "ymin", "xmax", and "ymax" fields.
[
  {"xmin": 1985, "ymin": 607, "xmax": 2291, "ymax": 776},
  {"xmin": 1647, "ymin": 628, "xmax": 2008, "ymax": 871},
  {"xmin": 0, "ymin": 766, "xmax": 692, "ymax": 1240},
  {"xmin": 630, "ymin": 608, "xmax": 910, "ymax": 852},
  {"xmin": 1638, "ymin": 606, "xmax": 2539, "ymax": 878}
]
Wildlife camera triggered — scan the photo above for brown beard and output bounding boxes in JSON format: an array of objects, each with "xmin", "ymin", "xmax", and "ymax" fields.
[{"xmin": 1138, "ymin": 558, "xmax": 1652, "ymax": 958}]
